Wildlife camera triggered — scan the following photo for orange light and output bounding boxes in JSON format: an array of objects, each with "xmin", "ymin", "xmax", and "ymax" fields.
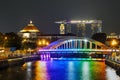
[
  {"xmin": 111, "ymin": 39, "xmax": 118, "ymax": 46},
  {"xmin": 37, "ymin": 39, "xmax": 50, "ymax": 46},
  {"xmin": 42, "ymin": 39, "xmax": 45, "ymax": 45},
  {"xmin": 46, "ymin": 42, "xmax": 49, "ymax": 45},
  {"xmin": 4, "ymin": 37, "xmax": 7, "ymax": 40},
  {"xmin": 38, "ymin": 41, "xmax": 42, "ymax": 45}
]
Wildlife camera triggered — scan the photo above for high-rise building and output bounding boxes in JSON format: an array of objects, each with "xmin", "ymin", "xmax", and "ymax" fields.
[{"xmin": 55, "ymin": 20, "xmax": 102, "ymax": 38}]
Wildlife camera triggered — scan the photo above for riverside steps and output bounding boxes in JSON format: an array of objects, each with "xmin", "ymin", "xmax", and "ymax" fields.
[{"xmin": 0, "ymin": 54, "xmax": 40, "ymax": 69}]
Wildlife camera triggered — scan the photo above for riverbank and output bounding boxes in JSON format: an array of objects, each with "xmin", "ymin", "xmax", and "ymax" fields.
[{"xmin": 0, "ymin": 55, "xmax": 40, "ymax": 69}]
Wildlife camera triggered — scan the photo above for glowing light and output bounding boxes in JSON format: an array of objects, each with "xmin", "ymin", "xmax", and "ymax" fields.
[
  {"xmin": 84, "ymin": 39, "xmax": 88, "ymax": 42},
  {"xmin": 111, "ymin": 39, "xmax": 118, "ymax": 47},
  {"xmin": 82, "ymin": 20, "xmax": 85, "ymax": 23},
  {"xmin": 4, "ymin": 36, "xmax": 7, "ymax": 40},
  {"xmin": 37, "ymin": 39, "xmax": 50, "ymax": 47},
  {"xmin": 0, "ymin": 49, "xmax": 4, "ymax": 53},
  {"xmin": 27, "ymin": 62, "xmax": 32, "ymax": 66},
  {"xmin": 21, "ymin": 30, "xmax": 39, "ymax": 32},
  {"xmin": 60, "ymin": 24, "xmax": 65, "ymax": 34},
  {"xmin": 23, "ymin": 33, "xmax": 30, "ymax": 38},
  {"xmin": 78, "ymin": 20, "xmax": 81, "ymax": 23},
  {"xmin": 70, "ymin": 20, "xmax": 102, "ymax": 24},
  {"xmin": 46, "ymin": 42, "xmax": 49, "ymax": 45},
  {"xmin": 22, "ymin": 39, "xmax": 27, "ymax": 43},
  {"xmin": 38, "ymin": 41, "xmax": 42, "ymax": 45},
  {"xmin": 42, "ymin": 39, "xmax": 45, "ymax": 44},
  {"xmin": 39, "ymin": 48, "xmax": 117, "ymax": 54},
  {"xmin": 38, "ymin": 37, "xmax": 119, "ymax": 60},
  {"xmin": 30, "ymin": 20, "xmax": 32, "ymax": 24}
]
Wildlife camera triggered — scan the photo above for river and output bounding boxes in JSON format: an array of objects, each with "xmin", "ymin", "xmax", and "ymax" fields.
[{"xmin": 0, "ymin": 60, "xmax": 120, "ymax": 80}]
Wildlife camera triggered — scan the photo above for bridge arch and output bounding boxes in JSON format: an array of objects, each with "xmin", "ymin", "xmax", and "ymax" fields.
[
  {"xmin": 39, "ymin": 37, "xmax": 115, "ymax": 60},
  {"xmin": 43, "ymin": 37, "xmax": 108, "ymax": 50}
]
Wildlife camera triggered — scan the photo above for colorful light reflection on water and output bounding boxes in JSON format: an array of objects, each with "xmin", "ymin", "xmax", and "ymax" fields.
[
  {"xmin": 0, "ymin": 60, "xmax": 120, "ymax": 80},
  {"xmin": 24, "ymin": 60, "xmax": 120, "ymax": 80}
]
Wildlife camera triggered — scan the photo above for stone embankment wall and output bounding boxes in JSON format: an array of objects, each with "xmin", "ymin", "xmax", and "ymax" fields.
[{"xmin": 0, "ymin": 55, "xmax": 40, "ymax": 69}]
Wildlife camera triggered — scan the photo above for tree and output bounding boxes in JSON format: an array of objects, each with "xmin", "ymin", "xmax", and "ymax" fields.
[
  {"xmin": 4, "ymin": 32, "xmax": 22, "ymax": 49},
  {"xmin": 0, "ymin": 32, "xmax": 4, "ymax": 47},
  {"xmin": 22, "ymin": 42, "xmax": 37, "ymax": 49},
  {"xmin": 91, "ymin": 33, "xmax": 107, "ymax": 44}
]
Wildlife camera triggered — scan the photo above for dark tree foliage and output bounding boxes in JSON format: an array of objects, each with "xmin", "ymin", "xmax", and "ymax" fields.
[
  {"xmin": 22, "ymin": 42, "xmax": 37, "ymax": 49},
  {"xmin": 0, "ymin": 32, "xmax": 4, "ymax": 47},
  {"xmin": 91, "ymin": 33, "xmax": 107, "ymax": 44},
  {"xmin": 4, "ymin": 32, "xmax": 22, "ymax": 49}
]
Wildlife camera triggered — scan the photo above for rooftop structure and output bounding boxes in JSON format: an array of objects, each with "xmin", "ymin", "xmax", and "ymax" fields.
[
  {"xmin": 18, "ymin": 20, "xmax": 40, "ymax": 39},
  {"xmin": 20, "ymin": 20, "xmax": 40, "ymax": 33}
]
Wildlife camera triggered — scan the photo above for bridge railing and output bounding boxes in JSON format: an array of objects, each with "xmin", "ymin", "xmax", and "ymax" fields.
[{"xmin": 39, "ymin": 48, "xmax": 120, "ymax": 53}]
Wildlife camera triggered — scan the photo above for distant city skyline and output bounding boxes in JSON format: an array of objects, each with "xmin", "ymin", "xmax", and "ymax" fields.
[{"xmin": 0, "ymin": 0, "xmax": 120, "ymax": 34}]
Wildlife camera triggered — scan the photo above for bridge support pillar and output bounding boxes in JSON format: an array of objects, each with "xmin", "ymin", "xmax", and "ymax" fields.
[
  {"xmin": 90, "ymin": 42, "xmax": 92, "ymax": 49},
  {"xmin": 80, "ymin": 40, "xmax": 82, "ymax": 48},
  {"xmin": 70, "ymin": 41, "xmax": 72, "ymax": 49},
  {"xmin": 95, "ymin": 45, "xmax": 97, "ymax": 49},
  {"xmin": 75, "ymin": 40, "xmax": 77, "ymax": 48},
  {"xmin": 66, "ymin": 42, "xmax": 68, "ymax": 49}
]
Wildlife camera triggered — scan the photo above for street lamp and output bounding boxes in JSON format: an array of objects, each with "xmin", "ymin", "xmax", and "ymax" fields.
[
  {"xmin": 111, "ymin": 39, "xmax": 118, "ymax": 47},
  {"xmin": 37, "ymin": 39, "xmax": 50, "ymax": 47}
]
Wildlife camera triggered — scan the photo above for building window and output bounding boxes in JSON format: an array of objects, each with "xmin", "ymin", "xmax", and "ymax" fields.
[{"xmin": 23, "ymin": 33, "xmax": 30, "ymax": 38}]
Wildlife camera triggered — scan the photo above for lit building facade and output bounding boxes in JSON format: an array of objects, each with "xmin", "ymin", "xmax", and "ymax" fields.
[
  {"xmin": 18, "ymin": 20, "xmax": 40, "ymax": 50},
  {"xmin": 18, "ymin": 20, "xmax": 40, "ymax": 39},
  {"xmin": 106, "ymin": 33, "xmax": 120, "ymax": 48}
]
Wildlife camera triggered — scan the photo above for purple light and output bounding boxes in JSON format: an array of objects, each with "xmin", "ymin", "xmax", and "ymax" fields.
[{"xmin": 40, "ymin": 55, "xmax": 43, "ymax": 59}]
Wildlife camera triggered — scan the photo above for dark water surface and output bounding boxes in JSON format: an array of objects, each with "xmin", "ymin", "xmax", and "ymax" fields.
[{"xmin": 0, "ymin": 60, "xmax": 120, "ymax": 80}]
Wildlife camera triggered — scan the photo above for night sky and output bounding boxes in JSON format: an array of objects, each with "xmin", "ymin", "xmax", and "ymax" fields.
[{"xmin": 0, "ymin": 0, "xmax": 120, "ymax": 34}]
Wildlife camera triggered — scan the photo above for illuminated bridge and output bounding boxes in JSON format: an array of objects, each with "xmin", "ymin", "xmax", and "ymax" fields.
[{"xmin": 38, "ymin": 37, "xmax": 119, "ymax": 60}]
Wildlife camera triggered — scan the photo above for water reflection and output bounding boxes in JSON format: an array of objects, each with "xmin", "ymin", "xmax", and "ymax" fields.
[
  {"xmin": 22, "ymin": 62, "xmax": 32, "ymax": 80},
  {"xmin": 82, "ymin": 61, "xmax": 90, "ymax": 80},
  {"xmin": 33, "ymin": 61, "xmax": 50, "ymax": 80},
  {"xmin": 68, "ymin": 61, "xmax": 75, "ymax": 80},
  {"xmin": 0, "ymin": 60, "xmax": 120, "ymax": 80},
  {"xmin": 106, "ymin": 66, "xmax": 120, "ymax": 80},
  {"xmin": 89, "ymin": 61, "xmax": 106, "ymax": 80},
  {"xmin": 66, "ymin": 61, "xmax": 106, "ymax": 80}
]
